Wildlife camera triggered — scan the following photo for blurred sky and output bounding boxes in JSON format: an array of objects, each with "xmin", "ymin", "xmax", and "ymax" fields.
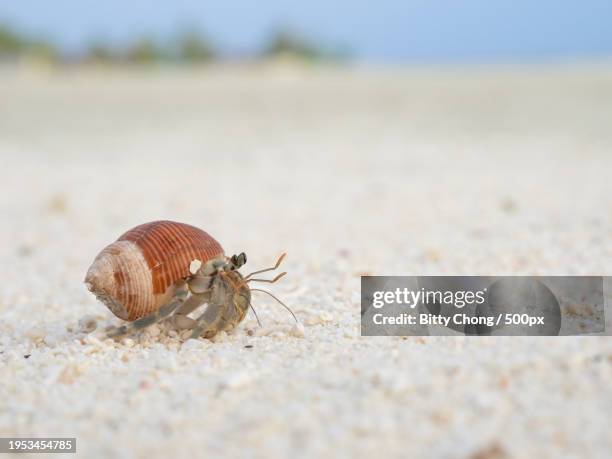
[{"xmin": 1, "ymin": 0, "xmax": 611, "ymax": 62}]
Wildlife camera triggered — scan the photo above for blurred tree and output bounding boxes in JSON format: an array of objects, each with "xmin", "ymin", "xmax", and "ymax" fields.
[
  {"xmin": 25, "ymin": 41, "xmax": 59, "ymax": 63},
  {"xmin": 0, "ymin": 24, "xmax": 58, "ymax": 64},
  {"xmin": 125, "ymin": 38, "xmax": 166, "ymax": 64},
  {"xmin": 262, "ymin": 29, "xmax": 351, "ymax": 63},
  {"xmin": 264, "ymin": 30, "xmax": 321, "ymax": 61},
  {"xmin": 177, "ymin": 30, "xmax": 214, "ymax": 62},
  {"xmin": 0, "ymin": 24, "xmax": 26, "ymax": 55},
  {"xmin": 86, "ymin": 42, "xmax": 116, "ymax": 63}
]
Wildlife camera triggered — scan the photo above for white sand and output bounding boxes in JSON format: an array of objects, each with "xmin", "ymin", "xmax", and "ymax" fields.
[{"xmin": 0, "ymin": 65, "xmax": 611, "ymax": 458}]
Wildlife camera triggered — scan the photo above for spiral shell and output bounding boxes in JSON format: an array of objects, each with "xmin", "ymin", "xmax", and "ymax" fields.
[{"xmin": 85, "ymin": 221, "xmax": 224, "ymax": 321}]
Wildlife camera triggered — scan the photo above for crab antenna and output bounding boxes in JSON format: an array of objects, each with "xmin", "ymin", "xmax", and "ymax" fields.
[
  {"xmin": 248, "ymin": 299, "xmax": 263, "ymax": 327},
  {"xmin": 246, "ymin": 272, "xmax": 287, "ymax": 284},
  {"xmin": 250, "ymin": 288, "xmax": 299, "ymax": 324},
  {"xmin": 245, "ymin": 253, "xmax": 286, "ymax": 280}
]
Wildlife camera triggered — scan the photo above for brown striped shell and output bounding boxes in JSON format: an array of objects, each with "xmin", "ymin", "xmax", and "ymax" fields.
[{"xmin": 85, "ymin": 221, "xmax": 224, "ymax": 321}]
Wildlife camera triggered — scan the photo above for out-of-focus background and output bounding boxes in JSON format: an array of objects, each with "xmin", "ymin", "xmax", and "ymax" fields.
[
  {"xmin": 1, "ymin": 2, "xmax": 611, "ymax": 458},
  {"xmin": 1, "ymin": 0, "xmax": 612, "ymax": 64}
]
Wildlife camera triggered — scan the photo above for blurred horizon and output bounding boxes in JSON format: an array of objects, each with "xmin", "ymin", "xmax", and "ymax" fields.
[{"xmin": 1, "ymin": 0, "xmax": 612, "ymax": 64}]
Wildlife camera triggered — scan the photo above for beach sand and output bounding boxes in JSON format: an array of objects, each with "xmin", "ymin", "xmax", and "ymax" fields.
[{"xmin": 0, "ymin": 65, "xmax": 611, "ymax": 458}]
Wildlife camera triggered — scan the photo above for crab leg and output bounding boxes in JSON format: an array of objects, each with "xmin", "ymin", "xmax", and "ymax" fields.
[
  {"xmin": 187, "ymin": 302, "xmax": 224, "ymax": 339},
  {"xmin": 106, "ymin": 286, "xmax": 189, "ymax": 339}
]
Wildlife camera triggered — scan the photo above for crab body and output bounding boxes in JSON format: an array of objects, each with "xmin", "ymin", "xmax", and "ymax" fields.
[{"xmin": 85, "ymin": 221, "xmax": 286, "ymax": 340}]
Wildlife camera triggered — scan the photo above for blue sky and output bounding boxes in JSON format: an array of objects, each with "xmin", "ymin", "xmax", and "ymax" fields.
[{"xmin": 1, "ymin": 0, "xmax": 611, "ymax": 62}]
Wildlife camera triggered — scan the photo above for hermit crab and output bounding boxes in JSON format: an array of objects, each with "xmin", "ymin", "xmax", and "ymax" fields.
[{"xmin": 84, "ymin": 221, "xmax": 295, "ymax": 340}]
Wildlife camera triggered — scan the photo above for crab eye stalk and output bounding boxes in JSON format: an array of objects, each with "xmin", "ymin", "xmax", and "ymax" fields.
[{"xmin": 229, "ymin": 252, "xmax": 247, "ymax": 269}]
